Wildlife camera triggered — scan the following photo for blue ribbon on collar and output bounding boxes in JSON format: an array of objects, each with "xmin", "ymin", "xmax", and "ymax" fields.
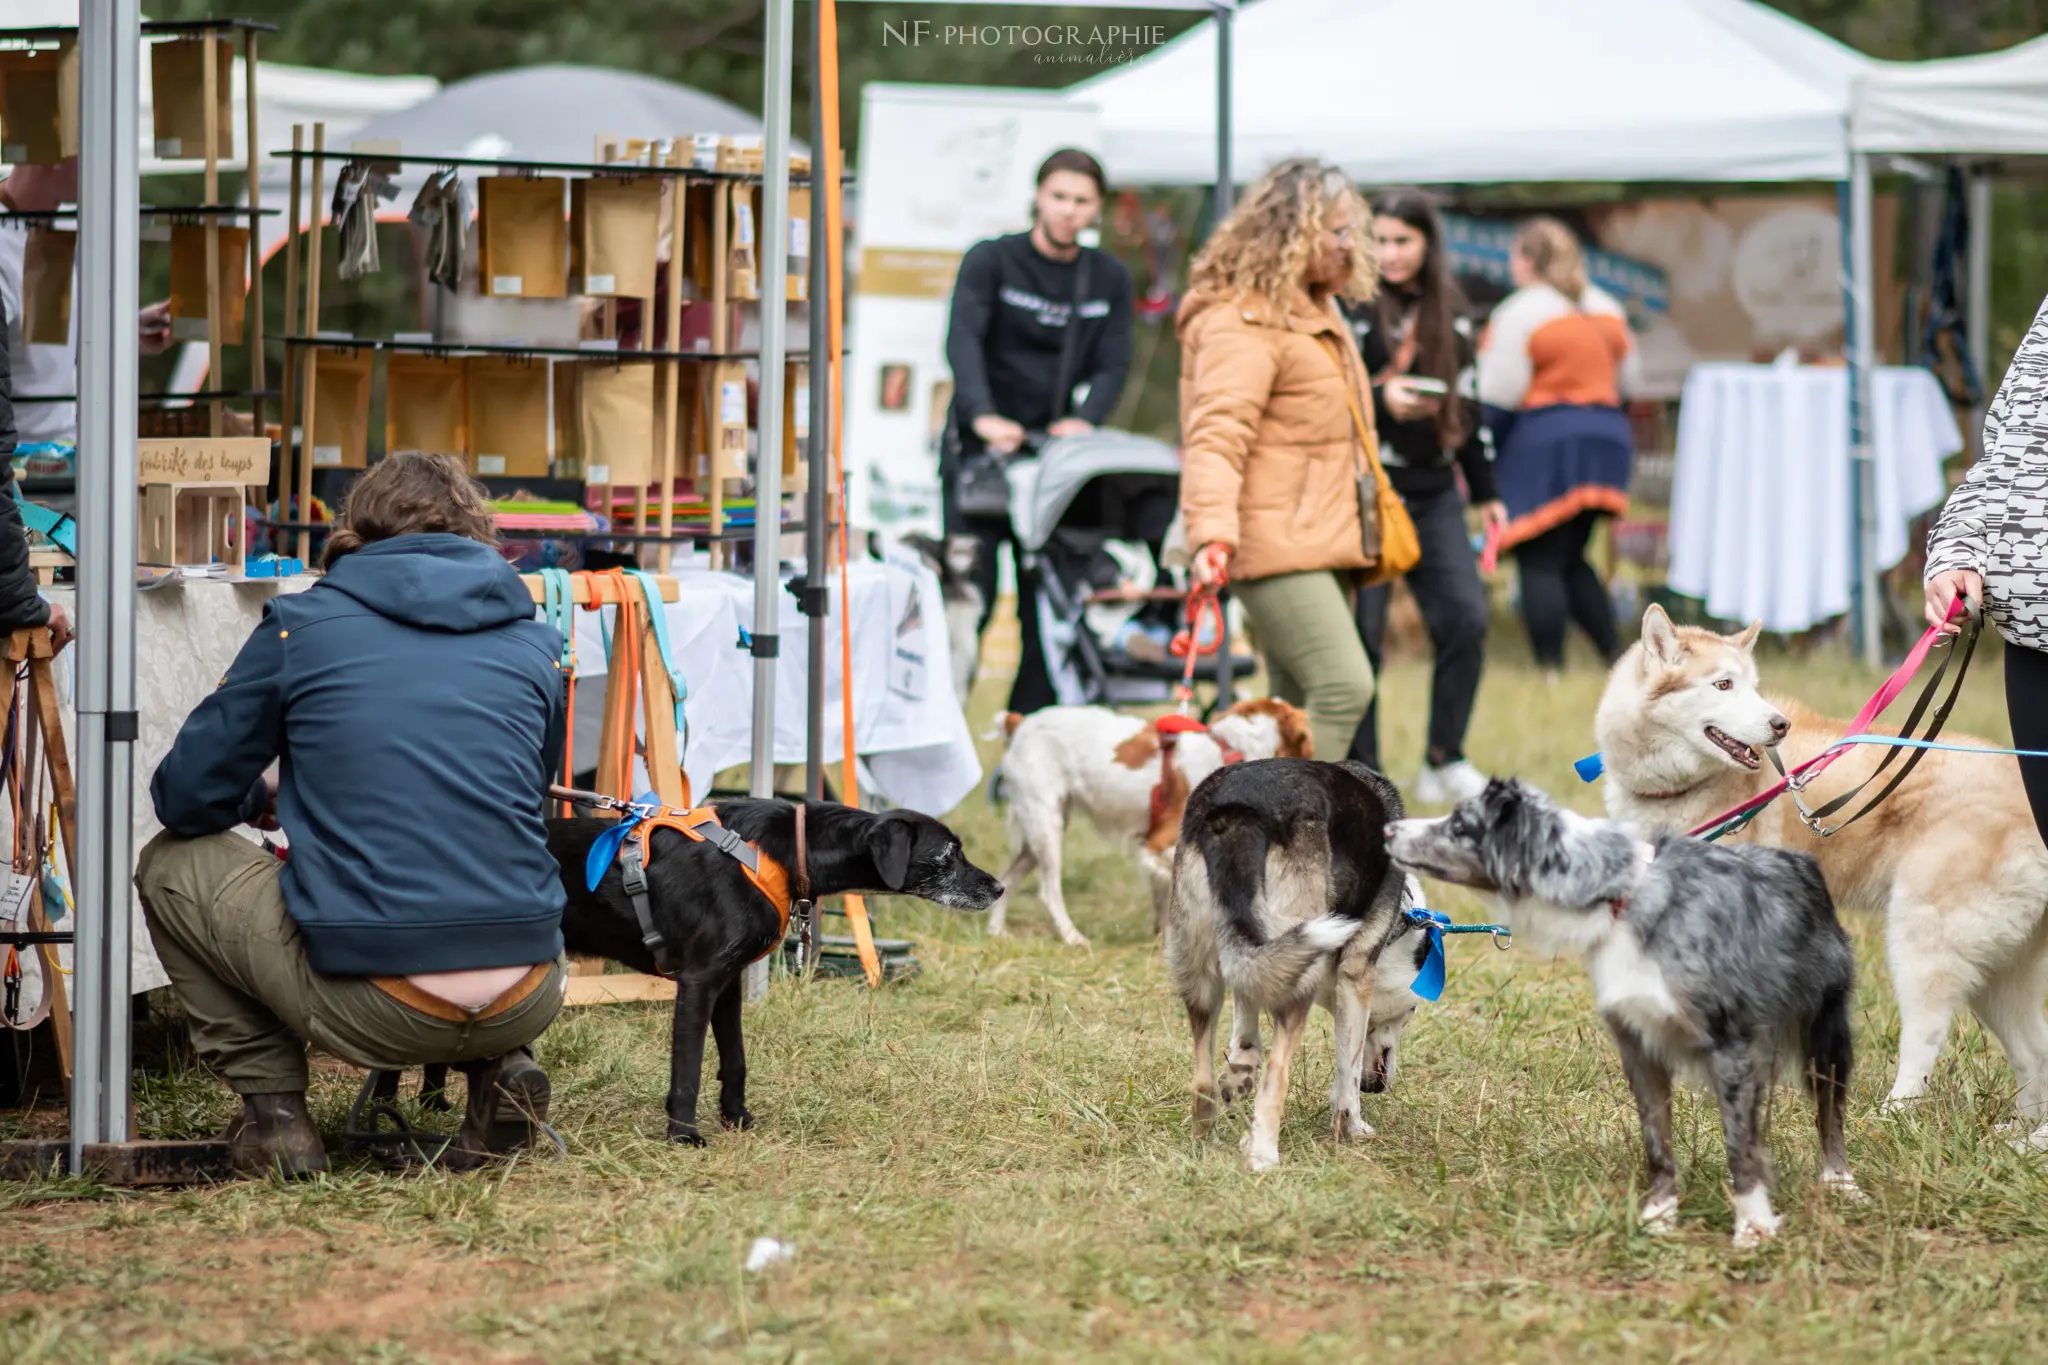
[
  {"xmin": 585, "ymin": 790, "xmax": 662, "ymax": 891},
  {"xmin": 1574, "ymin": 752, "xmax": 1604, "ymax": 783},
  {"xmin": 1405, "ymin": 907, "xmax": 1451, "ymax": 1002}
]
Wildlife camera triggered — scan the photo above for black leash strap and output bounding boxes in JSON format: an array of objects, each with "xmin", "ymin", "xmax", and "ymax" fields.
[
  {"xmin": 1773, "ymin": 613, "xmax": 1983, "ymax": 837},
  {"xmin": 618, "ymin": 839, "xmax": 677, "ymax": 978}
]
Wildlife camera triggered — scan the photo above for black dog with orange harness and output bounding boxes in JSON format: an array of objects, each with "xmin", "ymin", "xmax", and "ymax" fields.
[{"xmin": 549, "ymin": 790, "xmax": 1003, "ymax": 1143}]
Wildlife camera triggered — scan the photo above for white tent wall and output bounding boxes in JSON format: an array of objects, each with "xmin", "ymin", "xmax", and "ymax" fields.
[
  {"xmin": 1853, "ymin": 38, "xmax": 2048, "ymax": 156},
  {"xmin": 1067, "ymin": 0, "xmax": 1868, "ymax": 187}
]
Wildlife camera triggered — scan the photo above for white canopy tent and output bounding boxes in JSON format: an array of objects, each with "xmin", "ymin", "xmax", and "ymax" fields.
[
  {"xmin": 1066, "ymin": 0, "xmax": 1869, "ymax": 187},
  {"xmin": 1853, "ymin": 37, "xmax": 2048, "ymax": 156}
]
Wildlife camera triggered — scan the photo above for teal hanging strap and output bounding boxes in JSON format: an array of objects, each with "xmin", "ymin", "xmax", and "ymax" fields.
[
  {"xmin": 628, "ymin": 569, "xmax": 689, "ymax": 761},
  {"xmin": 537, "ymin": 567, "xmax": 575, "ymax": 668}
]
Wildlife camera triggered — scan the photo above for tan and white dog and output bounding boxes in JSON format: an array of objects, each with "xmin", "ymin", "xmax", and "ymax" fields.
[
  {"xmin": 1597, "ymin": 605, "xmax": 2048, "ymax": 1140},
  {"xmin": 987, "ymin": 698, "xmax": 1313, "ymax": 945}
]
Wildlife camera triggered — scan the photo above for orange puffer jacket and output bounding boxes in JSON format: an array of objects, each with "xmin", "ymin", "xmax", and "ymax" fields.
[{"xmin": 1177, "ymin": 287, "xmax": 1375, "ymax": 583}]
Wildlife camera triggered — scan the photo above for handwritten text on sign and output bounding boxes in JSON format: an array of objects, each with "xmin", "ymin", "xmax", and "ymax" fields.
[{"xmin": 137, "ymin": 438, "xmax": 272, "ymax": 486}]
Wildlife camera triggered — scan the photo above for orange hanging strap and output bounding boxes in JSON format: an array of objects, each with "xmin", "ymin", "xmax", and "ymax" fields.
[{"xmin": 819, "ymin": 0, "xmax": 881, "ymax": 988}]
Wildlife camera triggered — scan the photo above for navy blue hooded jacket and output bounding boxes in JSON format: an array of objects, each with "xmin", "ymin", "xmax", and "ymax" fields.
[{"xmin": 150, "ymin": 534, "xmax": 567, "ymax": 976}]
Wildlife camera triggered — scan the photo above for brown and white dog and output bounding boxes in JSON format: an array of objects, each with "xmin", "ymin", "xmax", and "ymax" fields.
[
  {"xmin": 986, "ymin": 698, "xmax": 1313, "ymax": 945},
  {"xmin": 1597, "ymin": 605, "xmax": 2048, "ymax": 1143}
]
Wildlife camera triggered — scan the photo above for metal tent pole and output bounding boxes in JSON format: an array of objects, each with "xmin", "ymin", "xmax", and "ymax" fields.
[
  {"xmin": 1213, "ymin": 2, "xmax": 1233, "ymax": 217},
  {"xmin": 1966, "ymin": 166, "xmax": 1993, "ymax": 451},
  {"xmin": 806, "ymin": 0, "xmax": 831, "ymax": 805},
  {"xmin": 1847, "ymin": 154, "xmax": 1881, "ymax": 668},
  {"xmin": 72, "ymin": 0, "xmax": 142, "ymax": 1167},
  {"xmin": 745, "ymin": 0, "xmax": 796, "ymax": 1002}
]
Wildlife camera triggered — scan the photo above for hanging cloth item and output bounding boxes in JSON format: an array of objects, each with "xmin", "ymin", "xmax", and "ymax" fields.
[
  {"xmin": 628, "ymin": 567, "xmax": 689, "ymax": 775},
  {"xmin": 1923, "ymin": 165, "xmax": 1984, "ymax": 409}
]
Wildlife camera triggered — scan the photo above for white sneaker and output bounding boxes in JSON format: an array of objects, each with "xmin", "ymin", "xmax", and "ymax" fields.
[{"xmin": 1415, "ymin": 759, "xmax": 1490, "ymax": 806}]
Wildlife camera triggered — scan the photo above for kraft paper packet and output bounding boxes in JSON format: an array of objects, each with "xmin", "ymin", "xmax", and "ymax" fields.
[
  {"xmin": 711, "ymin": 360, "xmax": 749, "ymax": 482},
  {"xmin": 477, "ymin": 177, "xmax": 568, "ymax": 299},
  {"xmin": 782, "ymin": 360, "xmax": 809, "ymax": 492},
  {"xmin": 168, "ymin": 224, "xmax": 250, "ymax": 343},
  {"xmin": 149, "ymin": 37, "xmax": 235, "ymax": 161},
  {"xmin": 311, "ymin": 348, "xmax": 373, "ymax": 470},
  {"xmin": 0, "ymin": 43, "xmax": 79, "ymax": 165},
  {"xmin": 465, "ymin": 357, "xmax": 552, "ymax": 477},
  {"xmin": 384, "ymin": 354, "xmax": 467, "ymax": 456},
  {"xmin": 577, "ymin": 363, "xmax": 655, "ymax": 488},
  {"xmin": 20, "ymin": 228, "xmax": 75, "ymax": 346},
  {"xmin": 729, "ymin": 189, "xmax": 759, "ymax": 301},
  {"xmin": 787, "ymin": 186, "xmax": 811, "ymax": 303},
  {"xmin": 680, "ymin": 182, "xmax": 718, "ymax": 298},
  {"xmin": 570, "ymin": 176, "xmax": 661, "ymax": 299}
]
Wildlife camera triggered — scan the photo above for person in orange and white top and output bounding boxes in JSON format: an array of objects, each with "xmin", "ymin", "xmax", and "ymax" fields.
[{"xmin": 1477, "ymin": 217, "xmax": 1640, "ymax": 678}]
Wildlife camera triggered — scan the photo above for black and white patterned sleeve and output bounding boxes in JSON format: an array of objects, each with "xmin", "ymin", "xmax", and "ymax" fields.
[{"xmin": 1925, "ymin": 293, "xmax": 2048, "ymax": 586}]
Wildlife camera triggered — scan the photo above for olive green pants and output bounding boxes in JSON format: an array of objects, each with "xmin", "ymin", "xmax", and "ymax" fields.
[
  {"xmin": 134, "ymin": 830, "xmax": 566, "ymax": 1096},
  {"xmin": 1235, "ymin": 569, "xmax": 1376, "ymax": 763}
]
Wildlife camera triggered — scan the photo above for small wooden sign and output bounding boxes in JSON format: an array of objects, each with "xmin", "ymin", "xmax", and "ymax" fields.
[{"xmin": 138, "ymin": 438, "xmax": 271, "ymax": 487}]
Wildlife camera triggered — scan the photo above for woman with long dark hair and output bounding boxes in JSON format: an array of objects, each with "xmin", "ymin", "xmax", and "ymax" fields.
[
  {"xmin": 1478, "ymin": 217, "xmax": 1638, "ymax": 679},
  {"xmin": 1341, "ymin": 187, "xmax": 1501, "ymax": 802},
  {"xmin": 943, "ymin": 148, "xmax": 1134, "ymax": 713}
]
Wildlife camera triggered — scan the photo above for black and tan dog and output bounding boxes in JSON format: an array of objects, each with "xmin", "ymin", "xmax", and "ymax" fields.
[{"xmin": 551, "ymin": 799, "xmax": 1002, "ymax": 1143}]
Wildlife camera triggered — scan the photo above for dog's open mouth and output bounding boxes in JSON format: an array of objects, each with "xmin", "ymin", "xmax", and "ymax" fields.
[{"xmin": 1706, "ymin": 725, "xmax": 1762, "ymax": 770}]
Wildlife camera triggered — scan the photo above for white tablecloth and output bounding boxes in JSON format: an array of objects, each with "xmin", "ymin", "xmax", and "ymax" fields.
[
  {"xmin": 44, "ymin": 554, "xmax": 977, "ymax": 994},
  {"xmin": 1668, "ymin": 364, "xmax": 1962, "ymax": 632}
]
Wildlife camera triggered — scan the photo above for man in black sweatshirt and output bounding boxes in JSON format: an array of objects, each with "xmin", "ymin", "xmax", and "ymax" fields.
[{"xmin": 943, "ymin": 148, "xmax": 1132, "ymax": 713}]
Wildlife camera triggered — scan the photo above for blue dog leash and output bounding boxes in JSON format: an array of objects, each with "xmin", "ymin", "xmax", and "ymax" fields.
[{"xmin": 1402, "ymin": 905, "xmax": 1512, "ymax": 1002}]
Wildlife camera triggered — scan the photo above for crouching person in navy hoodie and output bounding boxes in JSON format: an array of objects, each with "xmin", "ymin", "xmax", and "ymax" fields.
[{"xmin": 136, "ymin": 453, "xmax": 568, "ymax": 1178}]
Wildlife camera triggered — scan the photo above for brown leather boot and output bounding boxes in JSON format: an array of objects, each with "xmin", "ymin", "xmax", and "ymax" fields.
[
  {"xmin": 221, "ymin": 1092, "xmax": 329, "ymax": 1180},
  {"xmin": 443, "ymin": 1049, "xmax": 550, "ymax": 1171}
]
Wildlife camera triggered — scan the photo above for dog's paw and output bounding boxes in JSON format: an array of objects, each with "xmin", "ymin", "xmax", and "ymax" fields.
[
  {"xmin": 1331, "ymin": 1110, "xmax": 1374, "ymax": 1143},
  {"xmin": 1242, "ymin": 1141, "xmax": 1280, "ymax": 1174},
  {"xmin": 1820, "ymin": 1168, "xmax": 1866, "ymax": 1201},
  {"xmin": 1879, "ymin": 1091, "xmax": 1926, "ymax": 1116},
  {"xmin": 667, "ymin": 1122, "xmax": 707, "ymax": 1147},
  {"xmin": 1059, "ymin": 929, "xmax": 1091, "ymax": 948},
  {"xmin": 1731, "ymin": 1214, "xmax": 1781, "ymax": 1251},
  {"xmin": 1639, "ymin": 1193, "xmax": 1680, "ymax": 1235},
  {"xmin": 1219, "ymin": 1063, "xmax": 1258, "ymax": 1106},
  {"xmin": 721, "ymin": 1106, "xmax": 756, "ymax": 1132}
]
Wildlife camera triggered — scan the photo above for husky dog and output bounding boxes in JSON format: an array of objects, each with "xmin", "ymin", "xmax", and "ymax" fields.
[
  {"xmin": 1598, "ymin": 604, "xmax": 2048, "ymax": 1141},
  {"xmin": 903, "ymin": 532, "xmax": 985, "ymax": 706},
  {"xmin": 1388, "ymin": 779, "xmax": 1858, "ymax": 1250},
  {"xmin": 1164, "ymin": 759, "xmax": 1416, "ymax": 1171}
]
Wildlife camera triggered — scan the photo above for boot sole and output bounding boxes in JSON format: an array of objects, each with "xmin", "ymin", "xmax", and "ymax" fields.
[{"xmin": 480, "ymin": 1065, "xmax": 551, "ymax": 1154}]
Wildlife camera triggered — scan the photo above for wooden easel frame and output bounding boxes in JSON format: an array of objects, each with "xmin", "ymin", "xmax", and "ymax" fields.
[{"xmin": 4, "ymin": 628, "xmax": 76, "ymax": 1080}]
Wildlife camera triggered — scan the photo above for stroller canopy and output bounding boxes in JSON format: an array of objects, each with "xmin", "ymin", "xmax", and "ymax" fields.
[{"xmin": 1009, "ymin": 429, "xmax": 1184, "ymax": 554}]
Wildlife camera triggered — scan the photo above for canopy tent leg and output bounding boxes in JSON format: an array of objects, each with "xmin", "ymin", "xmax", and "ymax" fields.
[{"xmin": 1843, "ymin": 159, "xmax": 1882, "ymax": 669}]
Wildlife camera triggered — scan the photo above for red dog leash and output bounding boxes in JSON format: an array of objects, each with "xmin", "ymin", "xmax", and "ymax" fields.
[{"xmin": 1689, "ymin": 597, "xmax": 1974, "ymax": 841}]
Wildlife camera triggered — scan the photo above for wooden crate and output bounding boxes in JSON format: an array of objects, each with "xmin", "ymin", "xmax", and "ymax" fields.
[{"xmin": 139, "ymin": 481, "xmax": 246, "ymax": 568}]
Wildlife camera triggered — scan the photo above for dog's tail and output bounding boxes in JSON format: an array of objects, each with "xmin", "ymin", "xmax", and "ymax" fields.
[
  {"xmin": 1197, "ymin": 805, "xmax": 1361, "ymax": 1001},
  {"xmin": 980, "ymin": 711, "xmax": 1027, "ymax": 744}
]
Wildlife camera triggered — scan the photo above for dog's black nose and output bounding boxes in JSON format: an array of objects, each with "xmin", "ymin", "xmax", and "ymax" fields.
[
  {"xmin": 1384, "ymin": 823, "xmax": 1399, "ymax": 844},
  {"xmin": 1769, "ymin": 714, "xmax": 1790, "ymax": 738}
]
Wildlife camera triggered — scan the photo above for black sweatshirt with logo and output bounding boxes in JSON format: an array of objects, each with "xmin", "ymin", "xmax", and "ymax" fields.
[
  {"xmin": 944, "ymin": 232, "xmax": 1134, "ymax": 451},
  {"xmin": 1341, "ymin": 295, "xmax": 1498, "ymax": 505}
]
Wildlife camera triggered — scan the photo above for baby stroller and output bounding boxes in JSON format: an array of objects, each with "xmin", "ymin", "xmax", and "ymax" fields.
[{"xmin": 1005, "ymin": 429, "xmax": 1250, "ymax": 713}]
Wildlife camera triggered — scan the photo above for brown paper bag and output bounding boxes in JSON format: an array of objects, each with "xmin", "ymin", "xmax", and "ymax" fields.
[
  {"xmin": 149, "ymin": 37, "xmax": 235, "ymax": 161},
  {"xmin": 570, "ymin": 176, "xmax": 661, "ymax": 299},
  {"xmin": 0, "ymin": 43, "xmax": 80, "ymax": 165},
  {"xmin": 782, "ymin": 360, "xmax": 810, "ymax": 491},
  {"xmin": 20, "ymin": 228, "xmax": 75, "ymax": 346},
  {"xmin": 680, "ymin": 182, "xmax": 718, "ymax": 299},
  {"xmin": 168, "ymin": 224, "xmax": 250, "ymax": 343},
  {"xmin": 729, "ymin": 188, "xmax": 760, "ymax": 301},
  {"xmin": 710, "ymin": 361, "xmax": 750, "ymax": 482},
  {"xmin": 384, "ymin": 354, "xmax": 467, "ymax": 456},
  {"xmin": 477, "ymin": 177, "xmax": 568, "ymax": 299},
  {"xmin": 465, "ymin": 357, "xmax": 553, "ymax": 477},
  {"xmin": 786, "ymin": 186, "xmax": 812, "ymax": 303},
  {"xmin": 577, "ymin": 364, "xmax": 656, "ymax": 488},
  {"xmin": 311, "ymin": 349, "xmax": 373, "ymax": 470}
]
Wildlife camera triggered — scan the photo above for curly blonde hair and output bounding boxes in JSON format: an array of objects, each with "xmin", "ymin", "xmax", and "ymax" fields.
[{"xmin": 1187, "ymin": 158, "xmax": 1377, "ymax": 310}]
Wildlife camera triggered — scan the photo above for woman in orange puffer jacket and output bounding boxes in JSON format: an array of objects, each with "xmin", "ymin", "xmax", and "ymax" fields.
[{"xmin": 1178, "ymin": 158, "xmax": 1383, "ymax": 760}]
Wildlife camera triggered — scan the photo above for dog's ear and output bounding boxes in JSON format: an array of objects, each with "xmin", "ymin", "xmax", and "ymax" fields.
[
  {"xmin": 1278, "ymin": 703, "xmax": 1314, "ymax": 759},
  {"xmin": 1640, "ymin": 604, "xmax": 1684, "ymax": 667},
  {"xmin": 1733, "ymin": 620, "xmax": 1762, "ymax": 653},
  {"xmin": 867, "ymin": 815, "xmax": 917, "ymax": 891}
]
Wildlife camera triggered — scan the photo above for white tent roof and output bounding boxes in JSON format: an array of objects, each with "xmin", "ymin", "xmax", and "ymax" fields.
[
  {"xmin": 5, "ymin": 1, "xmax": 439, "ymax": 176},
  {"xmin": 1852, "ymin": 37, "xmax": 2048, "ymax": 155},
  {"xmin": 1068, "ymin": 0, "xmax": 1871, "ymax": 186}
]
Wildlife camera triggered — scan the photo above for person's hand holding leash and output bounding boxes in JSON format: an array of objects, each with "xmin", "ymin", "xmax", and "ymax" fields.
[
  {"xmin": 43, "ymin": 601, "xmax": 72, "ymax": 654},
  {"xmin": 1478, "ymin": 501, "xmax": 1508, "ymax": 536},
  {"xmin": 1926, "ymin": 568, "xmax": 1983, "ymax": 637},
  {"xmin": 1047, "ymin": 418, "xmax": 1093, "ymax": 439},
  {"xmin": 1191, "ymin": 542, "xmax": 1232, "ymax": 588},
  {"xmin": 972, "ymin": 414, "xmax": 1026, "ymax": 454}
]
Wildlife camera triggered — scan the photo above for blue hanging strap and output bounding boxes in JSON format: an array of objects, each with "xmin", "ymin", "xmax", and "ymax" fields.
[
  {"xmin": 628, "ymin": 569, "xmax": 689, "ymax": 760},
  {"xmin": 1408, "ymin": 908, "xmax": 1450, "ymax": 1002},
  {"xmin": 584, "ymin": 790, "xmax": 663, "ymax": 891},
  {"xmin": 1574, "ymin": 752, "xmax": 1604, "ymax": 783},
  {"xmin": 537, "ymin": 567, "xmax": 576, "ymax": 669}
]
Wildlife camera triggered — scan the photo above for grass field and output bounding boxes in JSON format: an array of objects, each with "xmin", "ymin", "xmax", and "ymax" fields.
[{"xmin": 5, "ymin": 623, "xmax": 2048, "ymax": 1364}]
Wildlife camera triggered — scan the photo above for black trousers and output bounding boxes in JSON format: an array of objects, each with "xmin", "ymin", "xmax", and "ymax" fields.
[
  {"xmin": 948, "ymin": 507, "xmax": 1057, "ymax": 716},
  {"xmin": 1349, "ymin": 484, "xmax": 1490, "ymax": 770},
  {"xmin": 1512, "ymin": 509, "xmax": 1620, "ymax": 667},
  {"xmin": 2006, "ymin": 641, "xmax": 2048, "ymax": 845}
]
